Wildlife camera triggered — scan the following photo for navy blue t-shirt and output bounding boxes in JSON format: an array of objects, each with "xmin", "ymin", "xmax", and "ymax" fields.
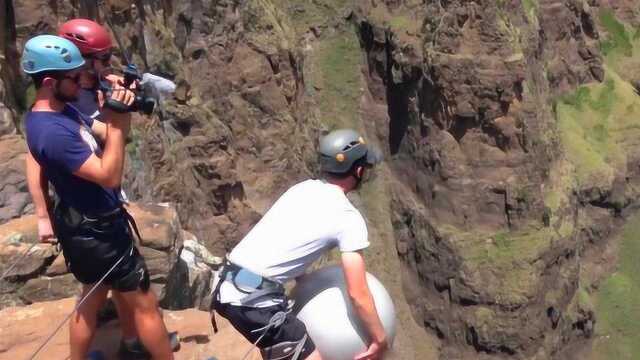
[
  {"xmin": 71, "ymin": 88, "xmax": 102, "ymax": 121},
  {"xmin": 25, "ymin": 105, "xmax": 120, "ymax": 214}
]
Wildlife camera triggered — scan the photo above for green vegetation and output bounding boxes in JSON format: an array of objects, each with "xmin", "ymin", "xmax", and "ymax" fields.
[
  {"xmin": 458, "ymin": 225, "xmax": 554, "ymax": 267},
  {"xmin": 495, "ymin": 4, "xmax": 527, "ymax": 57},
  {"xmin": 598, "ymin": 9, "xmax": 640, "ymax": 79},
  {"xmin": 591, "ymin": 214, "xmax": 640, "ymax": 360},
  {"xmin": 555, "ymin": 70, "xmax": 640, "ymax": 186},
  {"xmin": 245, "ymin": 0, "xmax": 296, "ymax": 52},
  {"xmin": 599, "ymin": 9, "xmax": 633, "ymax": 57},
  {"xmin": 368, "ymin": 4, "xmax": 420, "ymax": 36},
  {"xmin": 522, "ymin": 0, "xmax": 538, "ymax": 25},
  {"xmin": 570, "ymin": 13, "xmax": 640, "ymax": 358},
  {"xmin": 271, "ymin": 0, "xmax": 350, "ymax": 35},
  {"xmin": 310, "ymin": 30, "xmax": 363, "ymax": 129},
  {"xmin": 388, "ymin": 16, "xmax": 413, "ymax": 31},
  {"xmin": 438, "ymin": 223, "xmax": 560, "ymax": 304}
]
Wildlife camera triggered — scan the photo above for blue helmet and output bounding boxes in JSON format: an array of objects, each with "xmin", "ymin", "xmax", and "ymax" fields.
[{"xmin": 21, "ymin": 35, "xmax": 85, "ymax": 74}]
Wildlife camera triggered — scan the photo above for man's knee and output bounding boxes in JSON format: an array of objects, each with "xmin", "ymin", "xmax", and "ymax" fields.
[
  {"xmin": 76, "ymin": 285, "xmax": 109, "ymax": 312},
  {"xmin": 118, "ymin": 289, "xmax": 160, "ymax": 315}
]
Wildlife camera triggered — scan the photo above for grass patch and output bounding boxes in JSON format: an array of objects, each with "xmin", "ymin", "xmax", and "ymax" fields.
[
  {"xmin": 271, "ymin": 0, "xmax": 350, "ymax": 35},
  {"xmin": 365, "ymin": 3, "xmax": 423, "ymax": 51},
  {"xmin": 438, "ymin": 223, "xmax": 558, "ymax": 304},
  {"xmin": 496, "ymin": 8, "xmax": 524, "ymax": 55},
  {"xmin": 244, "ymin": 0, "xmax": 295, "ymax": 52},
  {"xmin": 437, "ymin": 223, "xmax": 556, "ymax": 273},
  {"xmin": 592, "ymin": 213, "xmax": 640, "ymax": 360},
  {"xmin": 367, "ymin": 4, "xmax": 420, "ymax": 35},
  {"xmin": 464, "ymin": 226, "xmax": 553, "ymax": 266},
  {"xmin": 388, "ymin": 16, "xmax": 414, "ymax": 31},
  {"xmin": 597, "ymin": 9, "xmax": 640, "ymax": 80},
  {"xmin": 555, "ymin": 69, "xmax": 640, "ymax": 186},
  {"xmin": 310, "ymin": 30, "xmax": 363, "ymax": 129},
  {"xmin": 522, "ymin": 0, "xmax": 538, "ymax": 24},
  {"xmin": 599, "ymin": 9, "xmax": 633, "ymax": 57}
]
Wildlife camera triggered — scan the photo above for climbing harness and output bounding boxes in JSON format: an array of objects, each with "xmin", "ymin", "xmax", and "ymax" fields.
[
  {"xmin": 211, "ymin": 260, "xmax": 307, "ymax": 360},
  {"xmin": 28, "ymin": 205, "xmax": 143, "ymax": 359}
]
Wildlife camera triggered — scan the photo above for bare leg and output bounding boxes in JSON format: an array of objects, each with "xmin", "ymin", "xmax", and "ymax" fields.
[
  {"xmin": 111, "ymin": 291, "xmax": 137, "ymax": 339},
  {"xmin": 116, "ymin": 288, "xmax": 173, "ymax": 360},
  {"xmin": 69, "ymin": 284, "xmax": 109, "ymax": 360}
]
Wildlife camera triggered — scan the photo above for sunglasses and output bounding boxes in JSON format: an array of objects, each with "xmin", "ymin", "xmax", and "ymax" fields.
[{"xmin": 91, "ymin": 52, "xmax": 112, "ymax": 62}]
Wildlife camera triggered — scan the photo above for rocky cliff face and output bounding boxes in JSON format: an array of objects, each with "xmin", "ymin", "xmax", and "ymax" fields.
[
  {"xmin": 351, "ymin": 0, "xmax": 640, "ymax": 359},
  {"xmin": 0, "ymin": 203, "xmax": 192, "ymax": 309},
  {"xmin": 3, "ymin": 0, "xmax": 640, "ymax": 359}
]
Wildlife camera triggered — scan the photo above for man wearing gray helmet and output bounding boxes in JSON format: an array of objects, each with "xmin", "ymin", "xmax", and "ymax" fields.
[{"xmin": 211, "ymin": 129, "xmax": 388, "ymax": 360}]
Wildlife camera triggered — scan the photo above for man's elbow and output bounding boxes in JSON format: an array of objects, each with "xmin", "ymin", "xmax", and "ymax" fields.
[
  {"xmin": 347, "ymin": 289, "xmax": 370, "ymax": 308},
  {"xmin": 103, "ymin": 177, "xmax": 122, "ymax": 189},
  {"xmin": 95, "ymin": 175, "xmax": 121, "ymax": 189}
]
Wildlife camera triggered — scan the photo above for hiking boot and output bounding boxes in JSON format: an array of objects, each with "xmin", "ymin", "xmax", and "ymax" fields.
[{"xmin": 117, "ymin": 331, "xmax": 180, "ymax": 359}]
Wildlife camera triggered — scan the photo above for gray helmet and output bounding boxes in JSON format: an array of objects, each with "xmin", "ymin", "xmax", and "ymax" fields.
[{"xmin": 319, "ymin": 129, "xmax": 383, "ymax": 173}]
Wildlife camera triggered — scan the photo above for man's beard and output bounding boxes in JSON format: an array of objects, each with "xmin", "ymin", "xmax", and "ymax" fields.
[{"xmin": 54, "ymin": 84, "xmax": 78, "ymax": 103}]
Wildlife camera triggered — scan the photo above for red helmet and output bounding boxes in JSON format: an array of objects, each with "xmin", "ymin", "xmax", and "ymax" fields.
[{"xmin": 58, "ymin": 19, "xmax": 112, "ymax": 55}]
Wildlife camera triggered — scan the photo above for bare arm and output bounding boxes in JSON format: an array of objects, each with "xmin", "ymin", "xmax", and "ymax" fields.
[
  {"xmin": 90, "ymin": 119, "xmax": 107, "ymax": 143},
  {"xmin": 26, "ymin": 153, "xmax": 55, "ymax": 242},
  {"xmin": 341, "ymin": 251, "xmax": 388, "ymax": 359},
  {"xmin": 26, "ymin": 153, "xmax": 51, "ymax": 218},
  {"xmin": 73, "ymin": 84, "xmax": 135, "ymax": 189}
]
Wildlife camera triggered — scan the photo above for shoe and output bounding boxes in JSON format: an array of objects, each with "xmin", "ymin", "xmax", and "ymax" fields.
[
  {"xmin": 86, "ymin": 350, "xmax": 105, "ymax": 360},
  {"xmin": 118, "ymin": 332, "xmax": 180, "ymax": 359}
]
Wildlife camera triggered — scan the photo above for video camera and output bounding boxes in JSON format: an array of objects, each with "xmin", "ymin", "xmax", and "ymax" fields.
[{"xmin": 99, "ymin": 63, "xmax": 158, "ymax": 115}]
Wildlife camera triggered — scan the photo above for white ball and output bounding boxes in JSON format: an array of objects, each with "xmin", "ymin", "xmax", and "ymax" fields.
[{"xmin": 291, "ymin": 265, "xmax": 396, "ymax": 360}]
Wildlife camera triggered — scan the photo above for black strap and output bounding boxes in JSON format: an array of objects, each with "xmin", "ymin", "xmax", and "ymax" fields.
[
  {"xmin": 210, "ymin": 261, "xmax": 232, "ymax": 334},
  {"xmin": 121, "ymin": 207, "xmax": 143, "ymax": 245},
  {"xmin": 210, "ymin": 311, "xmax": 219, "ymax": 334}
]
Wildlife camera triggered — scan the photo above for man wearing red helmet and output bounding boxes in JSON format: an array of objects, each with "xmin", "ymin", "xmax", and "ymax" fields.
[
  {"xmin": 59, "ymin": 18, "xmax": 115, "ymax": 123},
  {"xmin": 58, "ymin": 18, "xmax": 181, "ymax": 359},
  {"xmin": 59, "ymin": 18, "xmax": 176, "ymax": 123},
  {"xmin": 59, "ymin": 18, "xmax": 113, "ymax": 55}
]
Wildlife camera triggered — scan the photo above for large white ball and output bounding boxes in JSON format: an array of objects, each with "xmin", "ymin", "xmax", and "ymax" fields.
[{"xmin": 291, "ymin": 265, "xmax": 396, "ymax": 360}]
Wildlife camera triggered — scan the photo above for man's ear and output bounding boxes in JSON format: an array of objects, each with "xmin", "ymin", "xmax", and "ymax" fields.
[
  {"xmin": 355, "ymin": 165, "xmax": 365, "ymax": 179},
  {"xmin": 41, "ymin": 76, "xmax": 57, "ymax": 89}
]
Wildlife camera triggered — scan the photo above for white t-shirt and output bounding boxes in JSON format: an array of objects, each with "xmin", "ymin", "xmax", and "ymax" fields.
[{"xmin": 219, "ymin": 179, "xmax": 370, "ymax": 306}]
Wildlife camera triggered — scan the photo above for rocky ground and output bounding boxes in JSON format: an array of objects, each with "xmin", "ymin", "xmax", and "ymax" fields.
[{"xmin": 0, "ymin": 297, "xmax": 257, "ymax": 360}]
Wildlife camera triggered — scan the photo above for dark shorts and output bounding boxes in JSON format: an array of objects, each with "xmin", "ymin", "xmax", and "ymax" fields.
[
  {"xmin": 214, "ymin": 300, "xmax": 316, "ymax": 358},
  {"xmin": 53, "ymin": 203, "xmax": 150, "ymax": 292}
]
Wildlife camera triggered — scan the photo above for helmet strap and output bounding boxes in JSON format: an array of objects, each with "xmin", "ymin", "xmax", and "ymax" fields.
[{"xmin": 352, "ymin": 166, "xmax": 364, "ymax": 190}]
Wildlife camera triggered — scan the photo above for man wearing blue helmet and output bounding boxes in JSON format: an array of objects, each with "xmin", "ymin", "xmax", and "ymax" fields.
[
  {"xmin": 22, "ymin": 35, "xmax": 174, "ymax": 360},
  {"xmin": 23, "ymin": 19, "xmax": 180, "ymax": 358}
]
